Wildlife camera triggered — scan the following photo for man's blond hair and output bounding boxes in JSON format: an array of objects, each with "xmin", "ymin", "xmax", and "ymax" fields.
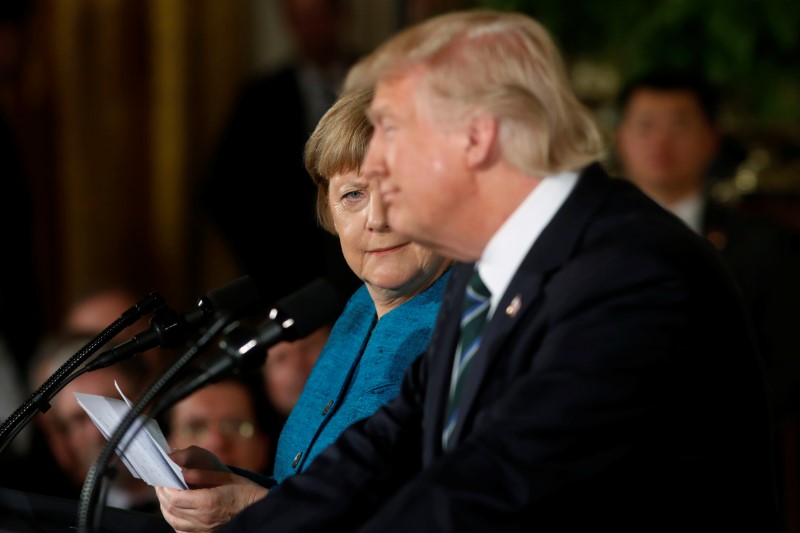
[{"xmin": 345, "ymin": 9, "xmax": 604, "ymax": 176}]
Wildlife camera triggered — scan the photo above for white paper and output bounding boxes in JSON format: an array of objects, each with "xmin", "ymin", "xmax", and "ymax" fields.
[{"xmin": 74, "ymin": 381, "xmax": 188, "ymax": 490}]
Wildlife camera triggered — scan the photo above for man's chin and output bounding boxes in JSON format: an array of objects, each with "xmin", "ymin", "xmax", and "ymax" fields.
[{"xmin": 392, "ymin": 224, "xmax": 422, "ymax": 244}]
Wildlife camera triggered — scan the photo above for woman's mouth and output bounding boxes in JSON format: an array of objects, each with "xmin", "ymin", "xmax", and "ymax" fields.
[{"xmin": 368, "ymin": 243, "xmax": 408, "ymax": 254}]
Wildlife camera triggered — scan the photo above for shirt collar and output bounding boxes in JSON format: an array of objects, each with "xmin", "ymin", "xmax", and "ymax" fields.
[
  {"xmin": 666, "ymin": 191, "xmax": 704, "ymax": 234},
  {"xmin": 477, "ymin": 169, "xmax": 580, "ymax": 317}
]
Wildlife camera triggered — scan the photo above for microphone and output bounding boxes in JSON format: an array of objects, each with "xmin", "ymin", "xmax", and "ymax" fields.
[
  {"xmin": 154, "ymin": 278, "xmax": 342, "ymax": 410},
  {"xmin": 84, "ymin": 275, "xmax": 263, "ymax": 372}
]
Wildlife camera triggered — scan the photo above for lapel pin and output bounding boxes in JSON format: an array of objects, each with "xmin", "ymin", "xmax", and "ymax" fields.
[{"xmin": 505, "ymin": 295, "xmax": 522, "ymax": 317}]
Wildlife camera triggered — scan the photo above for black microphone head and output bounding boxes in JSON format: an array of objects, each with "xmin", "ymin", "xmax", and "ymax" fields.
[
  {"xmin": 270, "ymin": 278, "xmax": 345, "ymax": 340},
  {"xmin": 197, "ymin": 275, "xmax": 263, "ymax": 320}
]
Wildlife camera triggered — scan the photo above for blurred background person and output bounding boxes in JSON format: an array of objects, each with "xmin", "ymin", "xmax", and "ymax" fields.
[
  {"xmin": 63, "ymin": 284, "xmax": 180, "ymax": 382},
  {"xmin": 614, "ymin": 70, "xmax": 800, "ymax": 518},
  {"xmin": 64, "ymin": 285, "xmax": 144, "ymax": 334},
  {"xmin": 198, "ymin": 0, "xmax": 362, "ymax": 306},
  {"xmin": 262, "ymin": 323, "xmax": 331, "ymax": 420},
  {"xmin": 10, "ymin": 332, "xmax": 160, "ymax": 513},
  {"xmin": 0, "ymin": 284, "xmax": 171, "ymax": 510},
  {"xmin": 164, "ymin": 374, "xmax": 282, "ymax": 475},
  {"xmin": 614, "ymin": 70, "xmax": 800, "ymax": 421}
]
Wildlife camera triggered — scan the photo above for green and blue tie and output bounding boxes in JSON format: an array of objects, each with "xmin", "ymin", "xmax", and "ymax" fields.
[{"xmin": 442, "ymin": 268, "xmax": 491, "ymax": 450}]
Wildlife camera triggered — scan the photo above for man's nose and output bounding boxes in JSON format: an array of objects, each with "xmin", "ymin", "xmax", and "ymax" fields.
[{"xmin": 366, "ymin": 186, "xmax": 389, "ymax": 231}]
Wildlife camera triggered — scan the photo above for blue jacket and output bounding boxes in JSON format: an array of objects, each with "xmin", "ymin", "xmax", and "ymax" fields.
[{"xmin": 272, "ymin": 270, "xmax": 451, "ymax": 483}]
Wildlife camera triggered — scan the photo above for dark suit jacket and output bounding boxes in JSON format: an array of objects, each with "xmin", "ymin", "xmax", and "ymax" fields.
[{"xmin": 221, "ymin": 164, "xmax": 781, "ymax": 532}]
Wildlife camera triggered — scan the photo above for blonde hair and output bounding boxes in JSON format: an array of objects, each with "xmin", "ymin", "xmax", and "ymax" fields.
[
  {"xmin": 344, "ymin": 9, "xmax": 604, "ymax": 176},
  {"xmin": 304, "ymin": 88, "xmax": 373, "ymax": 234}
]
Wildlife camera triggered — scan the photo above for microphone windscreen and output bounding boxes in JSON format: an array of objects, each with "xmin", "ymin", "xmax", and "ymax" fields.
[
  {"xmin": 274, "ymin": 278, "xmax": 344, "ymax": 339},
  {"xmin": 201, "ymin": 275, "xmax": 263, "ymax": 318}
]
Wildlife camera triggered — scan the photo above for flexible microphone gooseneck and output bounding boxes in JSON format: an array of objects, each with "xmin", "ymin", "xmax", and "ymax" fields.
[
  {"xmin": 84, "ymin": 275, "xmax": 262, "ymax": 373},
  {"xmin": 0, "ymin": 292, "xmax": 165, "ymax": 455}
]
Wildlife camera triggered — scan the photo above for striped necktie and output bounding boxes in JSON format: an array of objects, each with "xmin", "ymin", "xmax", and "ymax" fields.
[{"xmin": 442, "ymin": 268, "xmax": 491, "ymax": 450}]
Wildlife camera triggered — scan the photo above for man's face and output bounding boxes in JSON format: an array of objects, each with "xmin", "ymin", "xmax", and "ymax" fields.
[
  {"xmin": 363, "ymin": 70, "xmax": 469, "ymax": 258},
  {"xmin": 264, "ymin": 326, "xmax": 329, "ymax": 416},
  {"xmin": 168, "ymin": 382, "xmax": 269, "ymax": 473},
  {"xmin": 50, "ymin": 369, "xmax": 134, "ymax": 483},
  {"xmin": 616, "ymin": 89, "xmax": 719, "ymax": 202}
]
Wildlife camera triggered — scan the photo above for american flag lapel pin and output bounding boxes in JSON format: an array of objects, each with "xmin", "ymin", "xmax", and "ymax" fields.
[{"xmin": 505, "ymin": 295, "xmax": 522, "ymax": 317}]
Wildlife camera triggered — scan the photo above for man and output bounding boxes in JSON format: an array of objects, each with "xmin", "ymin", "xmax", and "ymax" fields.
[
  {"xmin": 615, "ymin": 71, "xmax": 800, "ymax": 421},
  {"xmin": 165, "ymin": 375, "xmax": 280, "ymax": 475},
  {"xmin": 262, "ymin": 324, "xmax": 331, "ymax": 418},
  {"xmin": 209, "ymin": 10, "xmax": 779, "ymax": 531},
  {"xmin": 26, "ymin": 332, "xmax": 159, "ymax": 512}
]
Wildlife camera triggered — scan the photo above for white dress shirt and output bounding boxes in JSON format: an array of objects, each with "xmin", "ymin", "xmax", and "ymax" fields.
[{"xmin": 477, "ymin": 169, "xmax": 580, "ymax": 318}]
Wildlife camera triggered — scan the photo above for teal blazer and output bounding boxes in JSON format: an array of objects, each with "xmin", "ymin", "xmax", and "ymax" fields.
[{"xmin": 272, "ymin": 270, "xmax": 451, "ymax": 483}]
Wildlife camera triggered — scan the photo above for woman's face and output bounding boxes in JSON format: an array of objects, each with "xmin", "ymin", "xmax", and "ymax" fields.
[{"xmin": 327, "ymin": 170, "xmax": 448, "ymax": 312}]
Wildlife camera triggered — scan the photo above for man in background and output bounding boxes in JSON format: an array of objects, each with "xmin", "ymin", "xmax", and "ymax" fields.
[
  {"xmin": 165, "ymin": 374, "xmax": 281, "ymax": 475},
  {"xmin": 615, "ymin": 70, "xmax": 800, "ymax": 423},
  {"xmin": 262, "ymin": 324, "xmax": 330, "ymax": 419}
]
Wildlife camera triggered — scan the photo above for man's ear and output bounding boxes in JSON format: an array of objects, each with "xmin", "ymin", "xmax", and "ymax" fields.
[{"xmin": 465, "ymin": 111, "xmax": 499, "ymax": 169}]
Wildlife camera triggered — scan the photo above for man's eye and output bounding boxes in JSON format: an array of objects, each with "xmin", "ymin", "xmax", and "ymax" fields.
[{"xmin": 377, "ymin": 121, "xmax": 395, "ymax": 135}]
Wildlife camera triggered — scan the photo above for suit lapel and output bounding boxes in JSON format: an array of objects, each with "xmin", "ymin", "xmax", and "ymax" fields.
[{"xmin": 445, "ymin": 163, "xmax": 613, "ymax": 448}]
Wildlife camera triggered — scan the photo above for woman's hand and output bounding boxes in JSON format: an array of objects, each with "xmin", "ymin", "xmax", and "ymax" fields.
[{"xmin": 155, "ymin": 446, "xmax": 269, "ymax": 533}]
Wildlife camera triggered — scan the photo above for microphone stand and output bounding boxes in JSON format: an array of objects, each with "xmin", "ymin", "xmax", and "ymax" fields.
[
  {"xmin": 77, "ymin": 312, "xmax": 232, "ymax": 532},
  {"xmin": 0, "ymin": 292, "xmax": 165, "ymax": 455}
]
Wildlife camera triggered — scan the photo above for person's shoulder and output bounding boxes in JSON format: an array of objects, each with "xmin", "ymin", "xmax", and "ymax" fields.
[
  {"xmin": 590, "ymin": 174, "xmax": 701, "ymax": 254},
  {"xmin": 575, "ymin": 179, "xmax": 727, "ymax": 285}
]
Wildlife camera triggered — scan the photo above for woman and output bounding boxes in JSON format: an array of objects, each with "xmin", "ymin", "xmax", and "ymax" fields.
[{"xmin": 156, "ymin": 88, "xmax": 452, "ymax": 532}]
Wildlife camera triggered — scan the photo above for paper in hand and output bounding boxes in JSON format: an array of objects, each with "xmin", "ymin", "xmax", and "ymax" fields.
[{"xmin": 74, "ymin": 381, "xmax": 187, "ymax": 489}]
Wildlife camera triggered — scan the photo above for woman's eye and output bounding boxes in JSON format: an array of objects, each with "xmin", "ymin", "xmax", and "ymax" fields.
[
  {"xmin": 341, "ymin": 190, "xmax": 366, "ymax": 204},
  {"xmin": 345, "ymin": 190, "xmax": 364, "ymax": 200}
]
